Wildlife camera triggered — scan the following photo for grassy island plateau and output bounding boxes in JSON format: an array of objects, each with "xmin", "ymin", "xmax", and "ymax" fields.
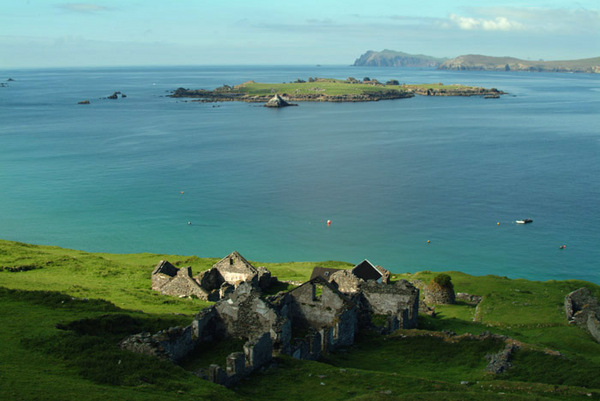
[
  {"xmin": 169, "ymin": 77, "xmax": 504, "ymax": 103},
  {"xmin": 1, "ymin": 239, "xmax": 599, "ymax": 401}
]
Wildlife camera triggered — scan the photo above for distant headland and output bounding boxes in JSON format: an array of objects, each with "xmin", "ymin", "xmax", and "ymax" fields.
[
  {"xmin": 354, "ymin": 50, "xmax": 600, "ymax": 74},
  {"xmin": 169, "ymin": 77, "xmax": 504, "ymax": 105}
]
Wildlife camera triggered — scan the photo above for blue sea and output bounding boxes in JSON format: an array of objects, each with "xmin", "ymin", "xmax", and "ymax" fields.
[{"xmin": 0, "ymin": 65, "xmax": 598, "ymax": 283}]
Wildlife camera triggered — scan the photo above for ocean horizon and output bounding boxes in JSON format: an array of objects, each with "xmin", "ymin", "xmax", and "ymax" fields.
[{"xmin": 0, "ymin": 65, "xmax": 598, "ymax": 283}]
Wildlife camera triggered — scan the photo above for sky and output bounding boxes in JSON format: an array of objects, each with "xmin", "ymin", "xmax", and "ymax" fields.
[{"xmin": 1, "ymin": 0, "xmax": 599, "ymax": 68}]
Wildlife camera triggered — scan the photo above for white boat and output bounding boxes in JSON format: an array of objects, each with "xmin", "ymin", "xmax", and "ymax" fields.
[{"xmin": 516, "ymin": 219, "xmax": 533, "ymax": 224}]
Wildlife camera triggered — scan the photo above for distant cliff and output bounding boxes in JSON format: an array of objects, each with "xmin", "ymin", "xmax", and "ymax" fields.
[
  {"xmin": 439, "ymin": 55, "xmax": 600, "ymax": 73},
  {"xmin": 353, "ymin": 50, "xmax": 600, "ymax": 73},
  {"xmin": 353, "ymin": 50, "xmax": 446, "ymax": 68}
]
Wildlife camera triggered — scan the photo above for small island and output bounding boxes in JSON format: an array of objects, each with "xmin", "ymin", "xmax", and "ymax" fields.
[{"xmin": 169, "ymin": 77, "xmax": 504, "ymax": 104}]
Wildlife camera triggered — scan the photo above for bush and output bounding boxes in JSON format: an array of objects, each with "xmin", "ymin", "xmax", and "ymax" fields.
[{"xmin": 433, "ymin": 274, "xmax": 453, "ymax": 288}]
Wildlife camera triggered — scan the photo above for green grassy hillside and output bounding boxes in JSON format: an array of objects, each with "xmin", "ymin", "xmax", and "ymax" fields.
[
  {"xmin": 1, "ymin": 239, "xmax": 599, "ymax": 400},
  {"xmin": 439, "ymin": 55, "xmax": 600, "ymax": 73}
]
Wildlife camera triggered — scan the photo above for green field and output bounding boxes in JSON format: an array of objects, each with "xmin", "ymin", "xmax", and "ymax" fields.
[
  {"xmin": 1, "ymin": 239, "xmax": 599, "ymax": 400},
  {"xmin": 234, "ymin": 79, "xmax": 408, "ymax": 96}
]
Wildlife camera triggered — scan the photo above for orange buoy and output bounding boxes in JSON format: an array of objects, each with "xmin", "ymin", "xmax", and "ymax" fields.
[
  {"xmin": 427, "ymin": 240, "xmax": 431, "ymax": 244},
  {"xmin": 180, "ymin": 191, "xmax": 184, "ymax": 194}
]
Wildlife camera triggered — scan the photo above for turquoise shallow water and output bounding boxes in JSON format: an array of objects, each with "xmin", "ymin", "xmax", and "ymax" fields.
[{"xmin": 0, "ymin": 66, "xmax": 598, "ymax": 283}]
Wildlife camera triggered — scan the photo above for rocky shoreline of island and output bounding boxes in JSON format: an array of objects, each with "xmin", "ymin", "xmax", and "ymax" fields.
[{"xmin": 169, "ymin": 87, "xmax": 415, "ymax": 103}]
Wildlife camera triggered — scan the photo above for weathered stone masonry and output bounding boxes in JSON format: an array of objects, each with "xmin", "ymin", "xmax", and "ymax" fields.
[{"xmin": 123, "ymin": 253, "xmax": 420, "ymax": 387}]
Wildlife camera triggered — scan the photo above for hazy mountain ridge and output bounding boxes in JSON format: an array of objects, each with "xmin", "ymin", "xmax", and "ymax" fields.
[
  {"xmin": 353, "ymin": 49, "xmax": 446, "ymax": 67},
  {"xmin": 439, "ymin": 54, "xmax": 600, "ymax": 73},
  {"xmin": 354, "ymin": 50, "xmax": 600, "ymax": 73}
]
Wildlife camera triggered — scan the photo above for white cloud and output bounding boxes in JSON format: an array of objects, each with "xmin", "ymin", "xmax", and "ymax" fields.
[
  {"xmin": 448, "ymin": 14, "xmax": 524, "ymax": 31},
  {"xmin": 458, "ymin": 7, "xmax": 600, "ymax": 33}
]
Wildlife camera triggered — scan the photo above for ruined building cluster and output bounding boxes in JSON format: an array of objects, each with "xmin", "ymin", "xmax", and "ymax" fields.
[{"xmin": 121, "ymin": 252, "xmax": 420, "ymax": 386}]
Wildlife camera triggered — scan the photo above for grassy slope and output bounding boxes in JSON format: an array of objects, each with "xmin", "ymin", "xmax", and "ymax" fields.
[{"xmin": 1, "ymin": 239, "xmax": 600, "ymax": 400}]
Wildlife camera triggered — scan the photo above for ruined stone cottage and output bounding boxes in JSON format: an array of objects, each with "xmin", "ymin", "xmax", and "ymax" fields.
[
  {"xmin": 151, "ymin": 251, "xmax": 275, "ymax": 302},
  {"xmin": 309, "ymin": 259, "xmax": 391, "ymax": 285},
  {"xmin": 124, "ymin": 253, "xmax": 419, "ymax": 387},
  {"xmin": 152, "ymin": 261, "xmax": 208, "ymax": 299}
]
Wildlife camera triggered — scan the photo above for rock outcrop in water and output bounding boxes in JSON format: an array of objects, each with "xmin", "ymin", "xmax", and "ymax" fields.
[{"xmin": 265, "ymin": 94, "xmax": 297, "ymax": 108}]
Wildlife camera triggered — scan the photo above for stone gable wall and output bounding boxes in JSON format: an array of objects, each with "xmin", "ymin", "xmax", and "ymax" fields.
[
  {"xmin": 565, "ymin": 287, "xmax": 600, "ymax": 343},
  {"xmin": 212, "ymin": 251, "xmax": 257, "ymax": 284},
  {"xmin": 288, "ymin": 281, "xmax": 351, "ymax": 330},
  {"xmin": 330, "ymin": 270, "xmax": 363, "ymax": 294},
  {"xmin": 159, "ymin": 269, "xmax": 208, "ymax": 299},
  {"xmin": 355, "ymin": 280, "xmax": 419, "ymax": 331}
]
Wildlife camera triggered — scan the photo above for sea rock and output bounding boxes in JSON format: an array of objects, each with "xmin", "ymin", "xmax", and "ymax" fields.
[
  {"xmin": 78, "ymin": 100, "xmax": 90, "ymax": 105},
  {"xmin": 265, "ymin": 94, "xmax": 296, "ymax": 108}
]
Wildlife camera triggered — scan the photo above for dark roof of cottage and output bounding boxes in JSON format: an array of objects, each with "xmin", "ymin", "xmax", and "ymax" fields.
[
  {"xmin": 351, "ymin": 259, "xmax": 383, "ymax": 281},
  {"xmin": 309, "ymin": 267, "xmax": 343, "ymax": 281},
  {"xmin": 152, "ymin": 260, "xmax": 178, "ymax": 277}
]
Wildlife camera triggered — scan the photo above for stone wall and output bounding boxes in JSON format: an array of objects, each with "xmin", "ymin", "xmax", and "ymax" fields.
[
  {"xmin": 206, "ymin": 332, "xmax": 274, "ymax": 387},
  {"xmin": 212, "ymin": 282, "xmax": 291, "ymax": 348},
  {"xmin": 120, "ymin": 325, "xmax": 197, "ymax": 363},
  {"xmin": 151, "ymin": 261, "xmax": 209, "ymax": 299},
  {"xmin": 330, "ymin": 270, "xmax": 362, "ymax": 294},
  {"xmin": 357, "ymin": 280, "xmax": 419, "ymax": 331},
  {"xmin": 151, "ymin": 260, "xmax": 179, "ymax": 291},
  {"xmin": 211, "ymin": 251, "xmax": 257, "ymax": 284},
  {"xmin": 565, "ymin": 287, "xmax": 600, "ymax": 343},
  {"xmin": 288, "ymin": 278, "xmax": 356, "ymax": 331},
  {"xmin": 160, "ymin": 266, "xmax": 210, "ymax": 299},
  {"xmin": 424, "ymin": 281, "xmax": 455, "ymax": 305}
]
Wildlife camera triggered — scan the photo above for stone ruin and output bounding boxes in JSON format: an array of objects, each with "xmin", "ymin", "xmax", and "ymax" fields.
[
  {"xmin": 423, "ymin": 274, "xmax": 456, "ymax": 305},
  {"xmin": 122, "ymin": 253, "xmax": 420, "ymax": 387},
  {"xmin": 151, "ymin": 251, "xmax": 275, "ymax": 302},
  {"xmin": 565, "ymin": 287, "xmax": 600, "ymax": 343}
]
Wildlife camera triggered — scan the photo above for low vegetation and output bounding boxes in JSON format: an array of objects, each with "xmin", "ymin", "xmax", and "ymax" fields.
[{"xmin": 1, "ymin": 239, "xmax": 599, "ymax": 400}]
